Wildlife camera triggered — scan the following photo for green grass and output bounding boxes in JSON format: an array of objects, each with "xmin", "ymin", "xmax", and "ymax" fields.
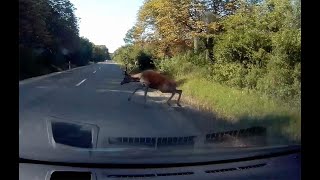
[
  {"xmin": 117, "ymin": 59, "xmax": 301, "ymax": 143},
  {"xmin": 155, "ymin": 54, "xmax": 301, "ymax": 143},
  {"xmin": 176, "ymin": 73, "xmax": 300, "ymax": 143}
]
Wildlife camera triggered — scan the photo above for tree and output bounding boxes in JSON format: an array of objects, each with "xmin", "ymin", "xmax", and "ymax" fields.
[
  {"xmin": 188, "ymin": 0, "xmax": 240, "ymax": 62},
  {"xmin": 135, "ymin": 0, "xmax": 193, "ymax": 58},
  {"xmin": 113, "ymin": 45, "xmax": 155, "ymax": 71},
  {"xmin": 47, "ymin": 0, "xmax": 80, "ymax": 53},
  {"xmin": 133, "ymin": 0, "xmax": 239, "ymax": 61},
  {"xmin": 92, "ymin": 45, "xmax": 111, "ymax": 62},
  {"xmin": 124, "ymin": 26, "xmax": 137, "ymax": 44},
  {"xmin": 19, "ymin": 0, "xmax": 113, "ymax": 79},
  {"xmin": 19, "ymin": 0, "xmax": 83, "ymax": 78},
  {"xmin": 70, "ymin": 37, "xmax": 94, "ymax": 66},
  {"xmin": 19, "ymin": 0, "xmax": 52, "ymax": 48}
]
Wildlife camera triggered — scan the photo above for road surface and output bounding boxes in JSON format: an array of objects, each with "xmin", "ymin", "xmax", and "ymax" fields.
[{"xmin": 20, "ymin": 61, "xmax": 223, "ymax": 148}]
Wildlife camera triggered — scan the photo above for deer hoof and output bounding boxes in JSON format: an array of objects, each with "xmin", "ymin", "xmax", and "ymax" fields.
[
  {"xmin": 177, "ymin": 103, "xmax": 182, "ymax": 107},
  {"xmin": 167, "ymin": 102, "xmax": 171, "ymax": 106}
]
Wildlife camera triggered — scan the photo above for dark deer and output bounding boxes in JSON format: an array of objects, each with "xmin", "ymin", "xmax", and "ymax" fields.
[{"xmin": 120, "ymin": 67, "xmax": 182, "ymax": 106}]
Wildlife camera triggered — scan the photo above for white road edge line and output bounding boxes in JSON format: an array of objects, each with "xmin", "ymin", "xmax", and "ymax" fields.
[
  {"xmin": 19, "ymin": 64, "xmax": 95, "ymax": 86},
  {"xmin": 76, "ymin": 79, "xmax": 87, "ymax": 86},
  {"xmin": 93, "ymin": 70, "xmax": 96, "ymax": 73}
]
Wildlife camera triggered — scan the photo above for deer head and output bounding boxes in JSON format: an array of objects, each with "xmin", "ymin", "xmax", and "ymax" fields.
[
  {"xmin": 120, "ymin": 66, "xmax": 134, "ymax": 85},
  {"xmin": 120, "ymin": 73, "xmax": 131, "ymax": 85}
]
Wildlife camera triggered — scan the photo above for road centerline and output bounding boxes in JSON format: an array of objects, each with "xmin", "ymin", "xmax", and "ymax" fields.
[{"xmin": 76, "ymin": 78, "xmax": 87, "ymax": 86}]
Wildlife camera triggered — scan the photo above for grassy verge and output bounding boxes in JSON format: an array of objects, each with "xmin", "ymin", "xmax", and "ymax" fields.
[
  {"xmin": 117, "ymin": 59, "xmax": 301, "ymax": 143},
  {"xmin": 176, "ymin": 73, "xmax": 300, "ymax": 142},
  {"xmin": 155, "ymin": 55, "xmax": 301, "ymax": 143}
]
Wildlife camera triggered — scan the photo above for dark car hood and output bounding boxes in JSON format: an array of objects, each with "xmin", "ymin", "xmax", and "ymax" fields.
[{"xmin": 19, "ymin": 115, "xmax": 300, "ymax": 164}]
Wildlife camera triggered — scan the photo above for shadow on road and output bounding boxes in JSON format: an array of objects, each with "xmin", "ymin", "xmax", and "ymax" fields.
[{"xmin": 145, "ymin": 94, "xmax": 297, "ymax": 146}]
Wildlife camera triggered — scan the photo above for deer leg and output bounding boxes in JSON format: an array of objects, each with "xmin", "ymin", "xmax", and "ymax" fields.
[
  {"xmin": 144, "ymin": 86, "xmax": 149, "ymax": 104},
  {"xmin": 167, "ymin": 92, "xmax": 176, "ymax": 106},
  {"xmin": 176, "ymin": 89, "xmax": 182, "ymax": 106},
  {"xmin": 128, "ymin": 86, "xmax": 143, "ymax": 101}
]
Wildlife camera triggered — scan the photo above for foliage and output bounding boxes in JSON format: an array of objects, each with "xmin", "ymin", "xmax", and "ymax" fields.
[
  {"xmin": 113, "ymin": 45, "xmax": 155, "ymax": 71},
  {"xmin": 115, "ymin": 0, "xmax": 300, "ymax": 100},
  {"xmin": 19, "ymin": 0, "xmax": 111, "ymax": 79},
  {"xmin": 92, "ymin": 45, "xmax": 111, "ymax": 63}
]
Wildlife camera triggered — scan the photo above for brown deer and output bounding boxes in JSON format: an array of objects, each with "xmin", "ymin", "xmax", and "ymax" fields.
[{"xmin": 120, "ymin": 67, "xmax": 182, "ymax": 106}]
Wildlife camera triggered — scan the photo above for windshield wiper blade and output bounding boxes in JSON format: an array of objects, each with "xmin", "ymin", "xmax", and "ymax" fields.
[{"xmin": 19, "ymin": 145, "xmax": 300, "ymax": 169}]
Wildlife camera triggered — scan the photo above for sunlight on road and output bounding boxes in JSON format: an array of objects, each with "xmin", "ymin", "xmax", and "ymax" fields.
[
  {"xmin": 99, "ymin": 61, "xmax": 117, "ymax": 64},
  {"xmin": 96, "ymin": 89, "xmax": 133, "ymax": 94}
]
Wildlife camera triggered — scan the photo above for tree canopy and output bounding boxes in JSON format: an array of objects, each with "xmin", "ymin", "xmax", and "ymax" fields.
[
  {"xmin": 19, "ymin": 0, "xmax": 111, "ymax": 79},
  {"xmin": 114, "ymin": 0, "xmax": 300, "ymax": 100}
]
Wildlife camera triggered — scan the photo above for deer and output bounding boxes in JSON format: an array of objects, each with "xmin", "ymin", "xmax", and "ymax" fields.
[{"xmin": 120, "ymin": 66, "xmax": 182, "ymax": 107}]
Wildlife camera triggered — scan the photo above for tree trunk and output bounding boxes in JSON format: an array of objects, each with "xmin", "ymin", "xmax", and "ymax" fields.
[
  {"xmin": 205, "ymin": 37, "xmax": 214, "ymax": 63},
  {"xmin": 194, "ymin": 36, "xmax": 199, "ymax": 53}
]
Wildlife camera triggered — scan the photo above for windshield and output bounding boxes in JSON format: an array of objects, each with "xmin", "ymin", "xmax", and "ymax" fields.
[{"xmin": 19, "ymin": 0, "xmax": 301, "ymax": 164}]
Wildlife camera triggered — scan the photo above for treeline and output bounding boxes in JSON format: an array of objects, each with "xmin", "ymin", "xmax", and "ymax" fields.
[
  {"xmin": 19, "ymin": 0, "xmax": 110, "ymax": 80},
  {"xmin": 113, "ymin": 0, "xmax": 300, "ymax": 101}
]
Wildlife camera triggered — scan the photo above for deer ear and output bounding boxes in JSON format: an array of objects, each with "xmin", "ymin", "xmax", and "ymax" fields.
[{"xmin": 122, "ymin": 65, "xmax": 128, "ymax": 75}]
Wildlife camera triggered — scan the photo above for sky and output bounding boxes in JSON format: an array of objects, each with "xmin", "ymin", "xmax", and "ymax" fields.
[{"xmin": 69, "ymin": 0, "xmax": 145, "ymax": 53}]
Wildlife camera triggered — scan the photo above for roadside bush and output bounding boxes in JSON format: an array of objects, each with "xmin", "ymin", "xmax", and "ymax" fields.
[
  {"xmin": 244, "ymin": 65, "xmax": 266, "ymax": 89},
  {"xmin": 210, "ymin": 63, "xmax": 247, "ymax": 88},
  {"xmin": 256, "ymin": 54, "xmax": 297, "ymax": 100},
  {"xmin": 113, "ymin": 45, "xmax": 156, "ymax": 71}
]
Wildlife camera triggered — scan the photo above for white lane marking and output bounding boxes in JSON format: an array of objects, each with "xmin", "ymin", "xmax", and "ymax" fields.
[
  {"xmin": 76, "ymin": 79, "xmax": 87, "ymax": 86},
  {"xmin": 93, "ymin": 70, "xmax": 96, "ymax": 73},
  {"xmin": 20, "ymin": 64, "xmax": 93, "ymax": 86}
]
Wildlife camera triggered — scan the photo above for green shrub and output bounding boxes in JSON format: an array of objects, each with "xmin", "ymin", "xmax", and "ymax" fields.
[
  {"xmin": 210, "ymin": 63, "xmax": 247, "ymax": 88},
  {"xmin": 256, "ymin": 54, "xmax": 297, "ymax": 99},
  {"xmin": 244, "ymin": 65, "xmax": 266, "ymax": 89},
  {"xmin": 271, "ymin": 28, "xmax": 301, "ymax": 67},
  {"xmin": 113, "ymin": 45, "xmax": 156, "ymax": 71}
]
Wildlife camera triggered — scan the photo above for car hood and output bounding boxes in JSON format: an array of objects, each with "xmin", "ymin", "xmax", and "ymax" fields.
[{"xmin": 19, "ymin": 115, "xmax": 300, "ymax": 164}]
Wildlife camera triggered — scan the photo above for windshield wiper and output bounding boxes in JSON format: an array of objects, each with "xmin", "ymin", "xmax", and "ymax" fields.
[{"xmin": 19, "ymin": 145, "xmax": 300, "ymax": 169}]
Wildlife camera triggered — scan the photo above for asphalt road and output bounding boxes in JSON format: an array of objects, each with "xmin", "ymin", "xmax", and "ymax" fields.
[{"xmin": 19, "ymin": 61, "xmax": 218, "ymax": 144}]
